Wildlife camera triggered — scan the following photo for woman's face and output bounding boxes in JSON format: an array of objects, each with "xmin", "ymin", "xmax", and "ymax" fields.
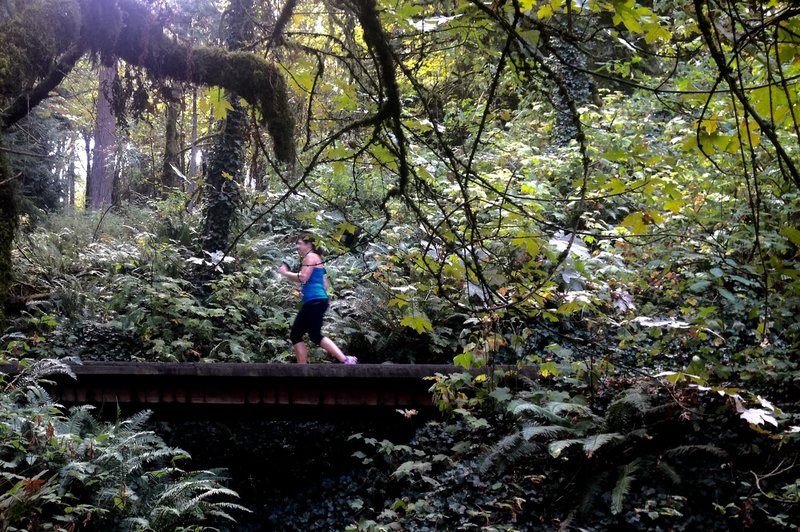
[{"xmin": 296, "ymin": 239, "xmax": 313, "ymax": 257}]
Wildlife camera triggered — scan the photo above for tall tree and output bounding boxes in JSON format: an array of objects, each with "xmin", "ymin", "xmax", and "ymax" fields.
[
  {"xmin": 86, "ymin": 63, "xmax": 117, "ymax": 208},
  {"xmin": 161, "ymin": 84, "xmax": 182, "ymax": 194},
  {"xmin": 0, "ymin": 0, "xmax": 295, "ymax": 321},
  {"xmin": 200, "ymin": 0, "xmax": 255, "ymax": 255}
]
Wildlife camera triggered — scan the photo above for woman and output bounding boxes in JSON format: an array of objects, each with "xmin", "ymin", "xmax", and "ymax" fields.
[{"xmin": 278, "ymin": 235, "xmax": 357, "ymax": 364}]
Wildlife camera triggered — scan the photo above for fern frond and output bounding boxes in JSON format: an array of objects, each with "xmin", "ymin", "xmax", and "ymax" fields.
[
  {"xmin": 120, "ymin": 517, "xmax": 151, "ymax": 531},
  {"xmin": 610, "ymin": 389, "xmax": 650, "ymax": 413},
  {"xmin": 657, "ymin": 460, "xmax": 682, "ymax": 484},
  {"xmin": 479, "ymin": 431, "xmax": 541, "ymax": 474},
  {"xmin": 118, "ymin": 409, "xmax": 154, "ymax": 432},
  {"xmin": 548, "ymin": 438, "xmax": 583, "ymax": 458},
  {"xmin": 512, "ymin": 401, "xmax": 590, "ymax": 425},
  {"xmin": 582, "ymin": 432, "xmax": 623, "ymax": 454},
  {"xmin": 62, "ymin": 404, "xmax": 101, "ymax": 435},
  {"xmin": 549, "ymin": 401, "xmax": 596, "ymax": 419},
  {"xmin": 521, "ymin": 423, "xmax": 577, "ymax": 441},
  {"xmin": 664, "ymin": 444, "xmax": 728, "ymax": 459},
  {"xmin": 612, "ymin": 459, "xmax": 641, "ymax": 515}
]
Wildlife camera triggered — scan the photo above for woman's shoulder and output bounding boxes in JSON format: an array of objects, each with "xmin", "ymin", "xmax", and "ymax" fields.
[{"xmin": 303, "ymin": 252, "xmax": 324, "ymax": 266}]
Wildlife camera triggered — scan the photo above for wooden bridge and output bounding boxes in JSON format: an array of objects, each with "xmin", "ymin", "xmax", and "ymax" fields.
[{"xmin": 26, "ymin": 362, "xmax": 533, "ymax": 421}]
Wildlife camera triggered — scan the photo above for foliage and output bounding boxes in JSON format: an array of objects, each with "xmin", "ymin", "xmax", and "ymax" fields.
[
  {"xmin": 349, "ymin": 368, "xmax": 799, "ymax": 530},
  {"xmin": 1, "ymin": 0, "xmax": 800, "ymax": 528},
  {"xmin": 0, "ymin": 355, "xmax": 249, "ymax": 531}
]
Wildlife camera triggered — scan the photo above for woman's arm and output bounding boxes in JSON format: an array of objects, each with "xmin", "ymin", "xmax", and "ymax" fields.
[
  {"xmin": 277, "ymin": 252, "xmax": 323, "ymax": 283},
  {"xmin": 277, "ymin": 262, "xmax": 301, "ymax": 283}
]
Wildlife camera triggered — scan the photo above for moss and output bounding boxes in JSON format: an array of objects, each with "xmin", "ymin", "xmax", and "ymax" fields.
[
  {"xmin": 103, "ymin": 0, "xmax": 296, "ymax": 164},
  {"xmin": 0, "ymin": 0, "xmax": 81, "ymax": 98},
  {"xmin": 82, "ymin": 0, "xmax": 123, "ymax": 65}
]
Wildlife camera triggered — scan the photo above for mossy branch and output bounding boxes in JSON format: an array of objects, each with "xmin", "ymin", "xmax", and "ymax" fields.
[
  {"xmin": 98, "ymin": 0, "xmax": 295, "ymax": 163},
  {"xmin": 0, "ymin": 0, "xmax": 295, "ymax": 163}
]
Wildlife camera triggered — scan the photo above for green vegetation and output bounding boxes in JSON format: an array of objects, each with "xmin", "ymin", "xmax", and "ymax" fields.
[
  {"xmin": 0, "ymin": 0, "xmax": 799, "ymax": 529},
  {"xmin": 0, "ymin": 357, "xmax": 248, "ymax": 530}
]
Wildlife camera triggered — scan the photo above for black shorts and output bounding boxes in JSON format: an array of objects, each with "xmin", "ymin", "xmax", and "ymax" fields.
[{"xmin": 290, "ymin": 298, "xmax": 329, "ymax": 345}]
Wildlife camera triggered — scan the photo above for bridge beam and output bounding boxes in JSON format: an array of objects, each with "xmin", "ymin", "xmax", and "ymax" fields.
[{"xmin": 16, "ymin": 362, "xmax": 528, "ymax": 421}]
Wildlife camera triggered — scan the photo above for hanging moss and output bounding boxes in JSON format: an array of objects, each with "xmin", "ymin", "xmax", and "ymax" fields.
[
  {"xmin": 81, "ymin": 0, "xmax": 123, "ymax": 66},
  {"xmin": 0, "ymin": 0, "xmax": 81, "ymax": 98},
  {"xmin": 104, "ymin": 0, "xmax": 295, "ymax": 163}
]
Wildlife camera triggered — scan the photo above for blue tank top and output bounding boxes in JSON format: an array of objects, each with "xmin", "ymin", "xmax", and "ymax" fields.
[{"xmin": 301, "ymin": 267, "xmax": 328, "ymax": 302}]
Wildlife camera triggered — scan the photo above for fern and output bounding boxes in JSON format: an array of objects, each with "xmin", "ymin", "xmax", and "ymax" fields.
[
  {"xmin": 4, "ymin": 357, "xmax": 76, "ymax": 394},
  {"xmin": 521, "ymin": 423, "xmax": 577, "ymax": 441},
  {"xmin": 664, "ymin": 444, "xmax": 728, "ymax": 459},
  {"xmin": 479, "ymin": 431, "xmax": 541, "ymax": 474},
  {"xmin": 611, "ymin": 460, "xmax": 641, "ymax": 515},
  {"xmin": 583, "ymin": 432, "xmax": 623, "ymax": 454},
  {"xmin": 548, "ymin": 438, "xmax": 584, "ymax": 457},
  {"xmin": 657, "ymin": 460, "xmax": 682, "ymax": 484}
]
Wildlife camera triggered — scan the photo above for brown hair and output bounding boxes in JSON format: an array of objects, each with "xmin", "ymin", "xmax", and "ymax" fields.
[{"xmin": 297, "ymin": 233, "xmax": 322, "ymax": 256}]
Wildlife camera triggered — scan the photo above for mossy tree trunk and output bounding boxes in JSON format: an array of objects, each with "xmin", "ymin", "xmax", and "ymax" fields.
[
  {"xmin": 200, "ymin": 0, "xmax": 252, "ymax": 256},
  {"xmin": 161, "ymin": 85, "xmax": 182, "ymax": 195}
]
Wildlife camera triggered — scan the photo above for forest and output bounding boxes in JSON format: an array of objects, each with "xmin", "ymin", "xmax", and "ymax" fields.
[{"xmin": 0, "ymin": 0, "xmax": 798, "ymax": 529}]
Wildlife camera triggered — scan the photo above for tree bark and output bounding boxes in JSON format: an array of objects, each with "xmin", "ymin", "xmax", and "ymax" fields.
[
  {"xmin": 200, "ymin": 0, "xmax": 252, "ymax": 255},
  {"xmin": 86, "ymin": 63, "xmax": 117, "ymax": 208},
  {"xmin": 0, "ymin": 134, "xmax": 16, "ymax": 324},
  {"xmin": 161, "ymin": 86, "xmax": 181, "ymax": 194},
  {"xmin": 67, "ymin": 156, "xmax": 75, "ymax": 207}
]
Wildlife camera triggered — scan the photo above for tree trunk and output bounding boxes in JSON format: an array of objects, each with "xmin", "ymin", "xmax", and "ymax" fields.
[
  {"xmin": 87, "ymin": 63, "xmax": 117, "ymax": 209},
  {"xmin": 189, "ymin": 87, "xmax": 198, "ymax": 184},
  {"xmin": 0, "ymin": 136, "xmax": 17, "ymax": 325},
  {"xmin": 67, "ymin": 156, "xmax": 75, "ymax": 207},
  {"xmin": 200, "ymin": 0, "xmax": 253, "ymax": 256},
  {"xmin": 161, "ymin": 86, "xmax": 182, "ymax": 194}
]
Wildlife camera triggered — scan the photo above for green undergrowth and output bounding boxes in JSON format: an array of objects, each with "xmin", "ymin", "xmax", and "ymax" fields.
[
  {"xmin": 344, "ymin": 367, "xmax": 800, "ymax": 530},
  {"xmin": 0, "ymin": 356, "xmax": 248, "ymax": 531}
]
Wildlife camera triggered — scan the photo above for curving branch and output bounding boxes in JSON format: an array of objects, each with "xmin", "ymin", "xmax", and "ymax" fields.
[{"xmin": 347, "ymin": 0, "xmax": 409, "ymax": 204}]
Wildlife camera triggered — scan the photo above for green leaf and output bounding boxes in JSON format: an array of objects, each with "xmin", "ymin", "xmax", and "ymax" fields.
[
  {"xmin": 489, "ymin": 387, "xmax": 512, "ymax": 402},
  {"xmin": 400, "ymin": 312, "xmax": 433, "ymax": 334},
  {"xmin": 453, "ymin": 352, "xmax": 474, "ymax": 369},
  {"xmin": 539, "ymin": 361, "xmax": 560, "ymax": 377},
  {"xmin": 207, "ymin": 88, "xmax": 234, "ymax": 121},
  {"xmin": 782, "ymin": 227, "xmax": 800, "ymax": 247},
  {"xmin": 620, "ymin": 212, "xmax": 647, "ymax": 235},
  {"xmin": 611, "ymin": 0, "xmax": 643, "ymax": 34}
]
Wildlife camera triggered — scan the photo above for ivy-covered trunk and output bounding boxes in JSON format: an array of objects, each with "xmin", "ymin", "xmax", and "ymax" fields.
[
  {"xmin": 201, "ymin": 100, "xmax": 247, "ymax": 254},
  {"xmin": 200, "ymin": 0, "xmax": 252, "ymax": 255},
  {"xmin": 161, "ymin": 85, "xmax": 181, "ymax": 194}
]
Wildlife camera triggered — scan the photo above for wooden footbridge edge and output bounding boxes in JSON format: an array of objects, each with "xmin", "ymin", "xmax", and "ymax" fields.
[{"xmin": 1, "ymin": 362, "xmax": 538, "ymax": 421}]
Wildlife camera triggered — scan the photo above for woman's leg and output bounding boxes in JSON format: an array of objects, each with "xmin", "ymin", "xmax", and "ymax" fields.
[
  {"xmin": 293, "ymin": 341, "xmax": 308, "ymax": 364},
  {"xmin": 307, "ymin": 300, "xmax": 355, "ymax": 363},
  {"xmin": 290, "ymin": 304, "xmax": 310, "ymax": 363},
  {"xmin": 320, "ymin": 336, "xmax": 346, "ymax": 362}
]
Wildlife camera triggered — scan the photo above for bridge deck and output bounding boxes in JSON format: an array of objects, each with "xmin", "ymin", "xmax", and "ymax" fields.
[{"xmin": 22, "ymin": 362, "xmax": 531, "ymax": 420}]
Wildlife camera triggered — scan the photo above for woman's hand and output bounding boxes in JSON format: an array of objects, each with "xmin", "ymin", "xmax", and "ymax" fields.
[{"xmin": 278, "ymin": 262, "xmax": 288, "ymax": 274}]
